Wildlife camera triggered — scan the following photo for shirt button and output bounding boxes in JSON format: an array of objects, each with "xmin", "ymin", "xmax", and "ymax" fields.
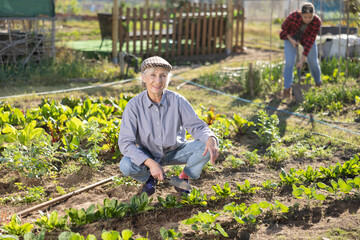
[{"xmin": 157, "ymin": 122, "xmax": 159, "ymax": 124}]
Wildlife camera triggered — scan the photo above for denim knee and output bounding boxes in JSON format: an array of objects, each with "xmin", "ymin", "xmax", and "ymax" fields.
[{"xmin": 119, "ymin": 156, "xmax": 132, "ymax": 176}]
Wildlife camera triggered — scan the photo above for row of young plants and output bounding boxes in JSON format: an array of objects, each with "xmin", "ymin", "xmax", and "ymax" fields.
[
  {"xmin": 0, "ymin": 95, "xmax": 133, "ymax": 178},
  {"xmin": 302, "ymin": 84, "xmax": 360, "ymax": 114},
  {"xmin": 2, "ymin": 154, "xmax": 359, "ymax": 239},
  {"xmin": 279, "ymin": 154, "xmax": 360, "ymax": 185},
  {"xmin": 197, "ymin": 57, "xmax": 360, "ymax": 98}
]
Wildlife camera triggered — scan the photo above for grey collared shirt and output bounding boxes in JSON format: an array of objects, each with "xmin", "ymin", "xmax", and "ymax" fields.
[{"xmin": 118, "ymin": 90, "xmax": 216, "ymax": 166}]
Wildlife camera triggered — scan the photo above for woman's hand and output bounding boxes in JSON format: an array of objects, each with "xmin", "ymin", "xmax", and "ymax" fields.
[
  {"xmin": 296, "ymin": 55, "xmax": 306, "ymax": 69},
  {"xmin": 144, "ymin": 158, "xmax": 164, "ymax": 181},
  {"xmin": 203, "ymin": 136, "xmax": 219, "ymax": 165},
  {"xmin": 287, "ymin": 35, "xmax": 299, "ymax": 49}
]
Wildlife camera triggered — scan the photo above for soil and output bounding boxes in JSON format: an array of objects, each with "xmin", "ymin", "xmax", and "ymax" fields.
[{"xmin": 0, "ymin": 48, "xmax": 359, "ymax": 240}]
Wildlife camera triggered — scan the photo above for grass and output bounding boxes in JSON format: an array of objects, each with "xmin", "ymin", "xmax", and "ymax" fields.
[
  {"xmin": 243, "ymin": 21, "xmax": 283, "ymax": 51},
  {"xmin": 317, "ymin": 227, "xmax": 360, "ymax": 240}
]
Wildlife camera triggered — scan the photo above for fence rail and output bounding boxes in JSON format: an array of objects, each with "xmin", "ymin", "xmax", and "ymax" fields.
[{"xmin": 98, "ymin": 3, "xmax": 244, "ymax": 60}]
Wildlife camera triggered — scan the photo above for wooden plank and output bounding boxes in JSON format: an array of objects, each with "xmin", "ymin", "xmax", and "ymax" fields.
[
  {"xmin": 184, "ymin": 5, "xmax": 190, "ymax": 57},
  {"xmin": 207, "ymin": 4, "xmax": 213, "ymax": 55},
  {"xmin": 225, "ymin": 1, "xmax": 233, "ymax": 54},
  {"xmin": 112, "ymin": 1, "xmax": 118, "ymax": 63},
  {"xmin": 235, "ymin": 5, "xmax": 241, "ymax": 52},
  {"xmin": 201, "ymin": 4, "xmax": 207, "ymax": 55},
  {"xmin": 189, "ymin": 5, "xmax": 195, "ymax": 56},
  {"xmin": 118, "ymin": 8, "xmax": 124, "ymax": 52},
  {"xmin": 240, "ymin": 5, "xmax": 244, "ymax": 51},
  {"xmin": 170, "ymin": 7, "xmax": 177, "ymax": 58},
  {"xmin": 195, "ymin": 3, "xmax": 202, "ymax": 56},
  {"xmin": 145, "ymin": 8, "xmax": 151, "ymax": 56},
  {"xmin": 218, "ymin": 5, "xmax": 224, "ymax": 53},
  {"xmin": 151, "ymin": 8, "xmax": 156, "ymax": 56},
  {"xmin": 213, "ymin": 4, "xmax": 219, "ymax": 54},
  {"xmin": 125, "ymin": 8, "xmax": 130, "ymax": 54},
  {"xmin": 158, "ymin": 9, "xmax": 164, "ymax": 56},
  {"xmin": 139, "ymin": 8, "xmax": 144, "ymax": 56},
  {"xmin": 176, "ymin": 7, "xmax": 183, "ymax": 57},
  {"xmin": 133, "ymin": 8, "xmax": 137, "ymax": 55},
  {"xmin": 165, "ymin": 8, "xmax": 170, "ymax": 59}
]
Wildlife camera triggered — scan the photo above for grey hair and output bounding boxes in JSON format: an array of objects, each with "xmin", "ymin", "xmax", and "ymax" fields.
[{"xmin": 140, "ymin": 67, "xmax": 172, "ymax": 88}]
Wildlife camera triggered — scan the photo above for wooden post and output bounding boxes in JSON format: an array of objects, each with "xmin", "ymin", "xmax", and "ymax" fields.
[
  {"xmin": 269, "ymin": 0, "xmax": 273, "ymax": 84},
  {"xmin": 119, "ymin": 51, "xmax": 126, "ymax": 76},
  {"xmin": 225, "ymin": 0, "xmax": 233, "ymax": 55},
  {"xmin": 345, "ymin": 0, "xmax": 350, "ymax": 81},
  {"xmin": 112, "ymin": 0, "xmax": 119, "ymax": 64}
]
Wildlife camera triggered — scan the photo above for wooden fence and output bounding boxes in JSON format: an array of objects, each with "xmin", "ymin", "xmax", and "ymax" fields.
[{"xmin": 98, "ymin": 3, "xmax": 244, "ymax": 60}]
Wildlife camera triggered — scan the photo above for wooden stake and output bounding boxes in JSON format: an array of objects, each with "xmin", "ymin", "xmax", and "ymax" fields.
[
  {"xmin": 112, "ymin": 0, "xmax": 119, "ymax": 64},
  {"xmin": 16, "ymin": 176, "xmax": 115, "ymax": 217}
]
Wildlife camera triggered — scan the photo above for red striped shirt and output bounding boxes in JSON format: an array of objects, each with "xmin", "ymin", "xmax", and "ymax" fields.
[{"xmin": 280, "ymin": 11, "xmax": 321, "ymax": 56}]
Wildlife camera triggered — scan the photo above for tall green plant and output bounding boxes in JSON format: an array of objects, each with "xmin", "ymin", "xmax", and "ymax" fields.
[{"xmin": 253, "ymin": 110, "xmax": 280, "ymax": 146}]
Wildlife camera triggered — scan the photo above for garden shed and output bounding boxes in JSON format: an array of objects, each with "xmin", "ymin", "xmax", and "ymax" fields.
[{"xmin": 0, "ymin": 0, "xmax": 56, "ymax": 64}]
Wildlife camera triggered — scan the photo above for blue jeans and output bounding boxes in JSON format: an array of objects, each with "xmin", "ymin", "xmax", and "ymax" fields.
[
  {"xmin": 119, "ymin": 140, "xmax": 210, "ymax": 183},
  {"xmin": 283, "ymin": 40, "xmax": 321, "ymax": 89}
]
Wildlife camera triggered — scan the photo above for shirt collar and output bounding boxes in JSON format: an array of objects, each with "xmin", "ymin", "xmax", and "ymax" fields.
[{"xmin": 145, "ymin": 89, "xmax": 168, "ymax": 108}]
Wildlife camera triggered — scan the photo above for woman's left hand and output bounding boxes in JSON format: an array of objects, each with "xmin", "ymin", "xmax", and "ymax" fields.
[{"xmin": 203, "ymin": 136, "xmax": 219, "ymax": 165}]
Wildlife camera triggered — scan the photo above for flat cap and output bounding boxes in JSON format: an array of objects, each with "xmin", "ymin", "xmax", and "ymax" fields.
[{"xmin": 141, "ymin": 56, "xmax": 172, "ymax": 73}]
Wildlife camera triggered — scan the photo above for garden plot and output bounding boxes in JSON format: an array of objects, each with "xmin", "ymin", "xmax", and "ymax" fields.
[{"xmin": 0, "ymin": 57, "xmax": 360, "ymax": 239}]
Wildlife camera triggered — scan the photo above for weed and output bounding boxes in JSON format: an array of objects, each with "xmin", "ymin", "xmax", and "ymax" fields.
[
  {"xmin": 244, "ymin": 149, "xmax": 259, "ymax": 166},
  {"xmin": 265, "ymin": 144, "xmax": 289, "ymax": 163},
  {"xmin": 225, "ymin": 155, "xmax": 245, "ymax": 168},
  {"xmin": 113, "ymin": 176, "xmax": 139, "ymax": 187}
]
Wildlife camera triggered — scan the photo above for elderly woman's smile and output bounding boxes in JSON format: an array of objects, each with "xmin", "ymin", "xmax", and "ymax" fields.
[{"xmin": 142, "ymin": 67, "xmax": 169, "ymax": 102}]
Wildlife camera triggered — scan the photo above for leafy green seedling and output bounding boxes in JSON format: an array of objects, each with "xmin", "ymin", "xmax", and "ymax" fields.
[
  {"xmin": 0, "ymin": 214, "xmax": 33, "ymax": 235},
  {"xmin": 127, "ymin": 192, "xmax": 154, "ymax": 214},
  {"xmin": 34, "ymin": 210, "xmax": 69, "ymax": 232},
  {"xmin": 236, "ymin": 180, "xmax": 260, "ymax": 194},
  {"xmin": 211, "ymin": 182, "xmax": 236, "ymax": 200},
  {"xmin": 292, "ymin": 184, "xmax": 325, "ymax": 207},
  {"xmin": 262, "ymin": 180, "xmax": 278, "ymax": 190},
  {"xmin": 159, "ymin": 227, "xmax": 182, "ymax": 240},
  {"xmin": 157, "ymin": 195, "xmax": 182, "ymax": 208},
  {"xmin": 58, "ymin": 232, "xmax": 96, "ymax": 240},
  {"xmin": 180, "ymin": 189, "xmax": 207, "ymax": 206},
  {"xmin": 182, "ymin": 210, "xmax": 228, "ymax": 237}
]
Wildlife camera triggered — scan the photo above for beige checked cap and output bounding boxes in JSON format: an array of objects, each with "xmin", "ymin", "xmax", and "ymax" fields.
[{"xmin": 140, "ymin": 56, "xmax": 172, "ymax": 73}]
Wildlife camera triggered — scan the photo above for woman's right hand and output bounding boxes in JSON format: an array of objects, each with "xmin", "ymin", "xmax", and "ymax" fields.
[
  {"xmin": 144, "ymin": 158, "xmax": 164, "ymax": 181},
  {"xmin": 287, "ymin": 35, "xmax": 299, "ymax": 48},
  {"xmin": 290, "ymin": 39, "xmax": 299, "ymax": 49}
]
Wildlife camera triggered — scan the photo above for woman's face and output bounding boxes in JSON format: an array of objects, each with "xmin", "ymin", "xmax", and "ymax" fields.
[
  {"xmin": 301, "ymin": 13, "xmax": 314, "ymax": 24},
  {"xmin": 142, "ymin": 67, "xmax": 169, "ymax": 96}
]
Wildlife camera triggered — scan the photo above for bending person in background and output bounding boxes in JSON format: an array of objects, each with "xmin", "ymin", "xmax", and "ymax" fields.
[
  {"xmin": 280, "ymin": 2, "xmax": 322, "ymax": 98},
  {"xmin": 118, "ymin": 56, "xmax": 219, "ymax": 196}
]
